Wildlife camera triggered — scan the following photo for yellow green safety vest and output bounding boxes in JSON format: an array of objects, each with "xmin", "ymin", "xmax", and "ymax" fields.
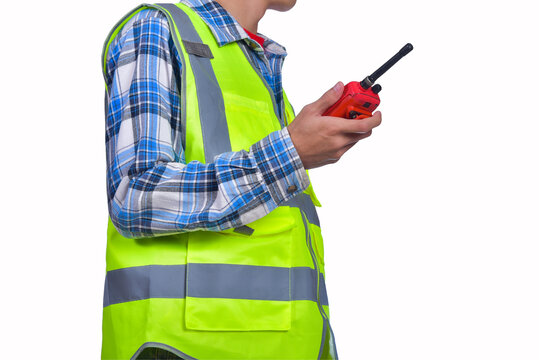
[{"xmin": 101, "ymin": 3, "xmax": 338, "ymax": 359}]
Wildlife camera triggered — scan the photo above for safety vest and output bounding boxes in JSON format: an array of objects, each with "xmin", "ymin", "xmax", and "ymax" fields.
[{"xmin": 101, "ymin": 3, "xmax": 338, "ymax": 359}]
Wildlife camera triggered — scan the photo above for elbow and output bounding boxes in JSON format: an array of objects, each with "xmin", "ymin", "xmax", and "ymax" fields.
[
  {"xmin": 107, "ymin": 176, "xmax": 146, "ymax": 239},
  {"xmin": 108, "ymin": 201, "xmax": 145, "ymax": 239}
]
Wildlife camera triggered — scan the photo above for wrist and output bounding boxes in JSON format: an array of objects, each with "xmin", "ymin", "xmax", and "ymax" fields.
[{"xmin": 250, "ymin": 128, "xmax": 310, "ymax": 206}]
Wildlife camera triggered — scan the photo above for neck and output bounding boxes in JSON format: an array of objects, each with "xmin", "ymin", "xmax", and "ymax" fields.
[{"xmin": 214, "ymin": 0, "xmax": 268, "ymax": 33}]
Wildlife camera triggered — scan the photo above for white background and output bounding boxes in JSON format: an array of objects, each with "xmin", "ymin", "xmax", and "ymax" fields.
[{"xmin": 1, "ymin": 0, "xmax": 538, "ymax": 359}]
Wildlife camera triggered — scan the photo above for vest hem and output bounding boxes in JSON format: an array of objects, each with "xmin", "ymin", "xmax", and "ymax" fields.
[{"xmin": 131, "ymin": 342, "xmax": 198, "ymax": 360}]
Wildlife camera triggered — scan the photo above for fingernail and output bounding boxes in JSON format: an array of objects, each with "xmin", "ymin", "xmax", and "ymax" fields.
[{"xmin": 332, "ymin": 81, "xmax": 343, "ymax": 93}]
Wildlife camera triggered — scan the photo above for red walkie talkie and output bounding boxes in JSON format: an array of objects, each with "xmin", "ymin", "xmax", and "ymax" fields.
[{"xmin": 323, "ymin": 43, "xmax": 414, "ymax": 119}]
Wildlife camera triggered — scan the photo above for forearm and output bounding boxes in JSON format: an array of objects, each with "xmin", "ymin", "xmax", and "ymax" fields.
[{"xmin": 109, "ymin": 128, "xmax": 309, "ymax": 238}]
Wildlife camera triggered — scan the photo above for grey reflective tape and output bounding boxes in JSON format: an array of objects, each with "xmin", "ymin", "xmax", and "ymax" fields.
[
  {"xmin": 104, "ymin": 264, "xmax": 327, "ymax": 307},
  {"xmin": 182, "ymin": 40, "xmax": 214, "ymax": 58},
  {"xmin": 156, "ymin": 3, "xmax": 231, "ymax": 162},
  {"xmin": 319, "ymin": 273, "xmax": 329, "ymax": 306},
  {"xmin": 104, "ymin": 265, "xmax": 186, "ymax": 307},
  {"xmin": 284, "ymin": 192, "xmax": 320, "ymax": 226},
  {"xmin": 187, "ymin": 263, "xmax": 290, "ymax": 301},
  {"xmin": 155, "ymin": 3, "xmax": 200, "ymax": 42},
  {"xmin": 292, "ymin": 267, "xmax": 328, "ymax": 306}
]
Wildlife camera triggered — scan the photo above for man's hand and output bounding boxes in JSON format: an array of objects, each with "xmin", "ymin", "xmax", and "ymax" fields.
[{"xmin": 287, "ymin": 82, "xmax": 383, "ymax": 169}]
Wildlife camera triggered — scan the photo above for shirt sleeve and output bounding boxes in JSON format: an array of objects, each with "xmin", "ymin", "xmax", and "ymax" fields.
[{"xmin": 104, "ymin": 9, "xmax": 309, "ymax": 239}]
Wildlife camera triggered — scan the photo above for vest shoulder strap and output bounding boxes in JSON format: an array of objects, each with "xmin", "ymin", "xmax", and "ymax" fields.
[
  {"xmin": 154, "ymin": 3, "xmax": 213, "ymax": 58},
  {"xmin": 152, "ymin": 3, "xmax": 232, "ymax": 162}
]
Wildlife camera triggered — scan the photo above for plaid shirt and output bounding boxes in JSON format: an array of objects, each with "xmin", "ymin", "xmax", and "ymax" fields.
[{"xmin": 104, "ymin": 0, "xmax": 309, "ymax": 238}]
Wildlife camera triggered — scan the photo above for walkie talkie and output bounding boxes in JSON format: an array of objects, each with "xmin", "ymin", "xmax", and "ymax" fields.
[{"xmin": 323, "ymin": 43, "xmax": 414, "ymax": 119}]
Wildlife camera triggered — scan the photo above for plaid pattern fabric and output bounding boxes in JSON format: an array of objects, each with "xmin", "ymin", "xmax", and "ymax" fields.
[{"xmin": 104, "ymin": 0, "xmax": 309, "ymax": 238}]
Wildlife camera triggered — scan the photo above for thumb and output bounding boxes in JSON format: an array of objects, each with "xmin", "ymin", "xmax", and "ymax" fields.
[{"xmin": 310, "ymin": 81, "xmax": 344, "ymax": 114}]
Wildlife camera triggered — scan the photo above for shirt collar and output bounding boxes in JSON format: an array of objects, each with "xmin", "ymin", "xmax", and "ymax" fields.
[{"xmin": 180, "ymin": 0, "xmax": 287, "ymax": 56}]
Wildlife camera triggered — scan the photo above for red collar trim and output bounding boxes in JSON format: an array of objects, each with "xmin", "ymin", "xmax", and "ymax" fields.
[{"xmin": 243, "ymin": 28, "xmax": 265, "ymax": 49}]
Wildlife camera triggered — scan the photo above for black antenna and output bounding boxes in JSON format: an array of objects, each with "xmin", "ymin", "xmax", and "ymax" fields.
[{"xmin": 360, "ymin": 43, "xmax": 414, "ymax": 89}]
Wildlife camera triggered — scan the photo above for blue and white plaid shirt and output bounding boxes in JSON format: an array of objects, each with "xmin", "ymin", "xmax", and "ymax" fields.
[{"xmin": 104, "ymin": 0, "xmax": 309, "ymax": 238}]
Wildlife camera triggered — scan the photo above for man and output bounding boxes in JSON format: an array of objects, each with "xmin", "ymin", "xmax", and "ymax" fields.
[{"xmin": 102, "ymin": 0, "xmax": 382, "ymax": 359}]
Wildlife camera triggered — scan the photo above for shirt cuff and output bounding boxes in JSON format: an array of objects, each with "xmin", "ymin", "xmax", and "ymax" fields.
[{"xmin": 250, "ymin": 127, "xmax": 310, "ymax": 206}]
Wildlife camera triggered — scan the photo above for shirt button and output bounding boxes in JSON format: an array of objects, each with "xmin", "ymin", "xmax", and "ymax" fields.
[{"xmin": 287, "ymin": 185, "xmax": 298, "ymax": 194}]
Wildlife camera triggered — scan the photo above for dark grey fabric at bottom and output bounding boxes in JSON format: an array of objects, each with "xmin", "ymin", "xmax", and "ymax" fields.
[
  {"xmin": 136, "ymin": 347, "xmax": 184, "ymax": 360},
  {"xmin": 132, "ymin": 342, "xmax": 198, "ymax": 360}
]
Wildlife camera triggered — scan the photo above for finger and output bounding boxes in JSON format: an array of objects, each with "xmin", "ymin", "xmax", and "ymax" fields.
[
  {"xmin": 308, "ymin": 82, "xmax": 345, "ymax": 114},
  {"xmin": 334, "ymin": 111, "xmax": 382, "ymax": 134}
]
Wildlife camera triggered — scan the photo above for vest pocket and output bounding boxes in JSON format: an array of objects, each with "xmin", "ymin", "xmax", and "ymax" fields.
[{"xmin": 184, "ymin": 207, "xmax": 295, "ymax": 331}]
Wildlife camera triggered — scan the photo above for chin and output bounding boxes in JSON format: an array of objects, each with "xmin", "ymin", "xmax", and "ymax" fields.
[{"xmin": 269, "ymin": 0, "xmax": 297, "ymax": 11}]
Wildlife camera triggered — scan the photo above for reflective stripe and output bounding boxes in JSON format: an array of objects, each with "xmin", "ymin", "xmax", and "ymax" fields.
[
  {"xmin": 318, "ymin": 272, "xmax": 329, "ymax": 306},
  {"xmin": 188, "ymin": 263, "xmax": 289, "ymax": 301},
  {"xmin": 104, "ymin": 265, "xmax": 186, "ymax": 307},
  {"xmin": 104, "ymin": 264, "xmax": 328, "ymax": 307},
  {"xmin": 156, "ymin": 3, "xmax": 231, "ymax": 162},
  {"xmin": 284, "ymin": 192, "xmax": 320, "ymax": 227}
]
